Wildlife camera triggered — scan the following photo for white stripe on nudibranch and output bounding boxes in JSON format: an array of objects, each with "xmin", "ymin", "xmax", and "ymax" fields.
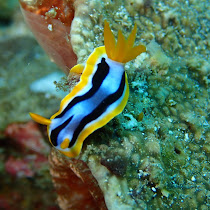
[
  {"xmin": 50, "ymin": 57, "xmax": 126, "ymax": 148},
  {"xmin": 29, "ymin": 21, "xmax": 146, "ymax": 157}
]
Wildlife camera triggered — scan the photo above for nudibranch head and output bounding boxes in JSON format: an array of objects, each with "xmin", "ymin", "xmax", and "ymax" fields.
[{"xmin": 30, "ymin": 21, "xmax": 146, "ymax": 158}]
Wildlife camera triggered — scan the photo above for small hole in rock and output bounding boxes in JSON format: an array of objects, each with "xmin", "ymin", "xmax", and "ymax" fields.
[{"xmin": 174, "ymin": 147, "xmax": 181, "ymax": 154}]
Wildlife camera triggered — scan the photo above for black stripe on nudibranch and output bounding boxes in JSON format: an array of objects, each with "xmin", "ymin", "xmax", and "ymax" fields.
[
  {"xmin": 50, "ymin": 116, "xmax": 73, "ymax": 146},
  {"xmin": 55, "ymin": 57, "xmax": 109, "ymax": 119},
  {"xmin": 69, "ymin": 72, "xmax": 126, "ymax": 148}
]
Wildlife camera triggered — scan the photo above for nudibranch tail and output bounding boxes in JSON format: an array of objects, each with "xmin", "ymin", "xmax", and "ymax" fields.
[
  {"xmin": 104, "ymin": 20, "xmax": 146, "ymax": 63},
  {"xmin": 29, "ymin": 112, "xmax": 51, "ymax": 125}
]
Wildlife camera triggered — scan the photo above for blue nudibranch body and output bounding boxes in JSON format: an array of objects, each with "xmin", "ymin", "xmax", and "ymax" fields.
[{"xmin": 30, "ymin": 21, "xmax": 146, "ymax": 157}]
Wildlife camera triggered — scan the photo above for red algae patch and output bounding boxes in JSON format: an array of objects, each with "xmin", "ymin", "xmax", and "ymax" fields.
[
  {"xmin": 49, "ymin": 149, "xmax": 107, "ymax": 210},
  {"xmin": 5, "ymin": 121, "xmax": 50, "ymax": 154},
  {"xmin": 19, "ymin": 0, "xmax": 77, "ymax": 74},
  {"xmin": 1, "ymin": 121, "xmax": 58, "ymax": 209}
]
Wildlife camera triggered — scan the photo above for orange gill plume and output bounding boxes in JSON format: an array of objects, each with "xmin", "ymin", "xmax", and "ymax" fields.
[
  {"xmin": 19, "ymin": 0, "xmax": 77, "ymax": 74},
  {"xmin": 104, "ymin": 20, "xmax": 146, "ymax": 63}
]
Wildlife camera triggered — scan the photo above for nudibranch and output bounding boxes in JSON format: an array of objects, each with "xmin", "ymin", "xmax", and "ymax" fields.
[{"xmin": 30, "ymin": 21, "xmax": 146, "ymax": 157}]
